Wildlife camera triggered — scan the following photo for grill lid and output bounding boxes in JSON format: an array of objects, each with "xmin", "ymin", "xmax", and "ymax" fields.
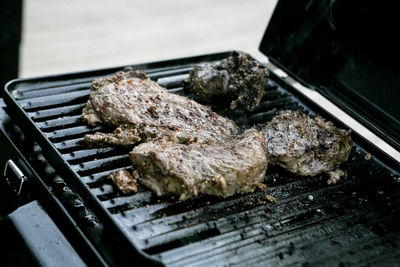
[{"xmin": 259, "ymin": 0, "xmax": 400, "ymax": 152}]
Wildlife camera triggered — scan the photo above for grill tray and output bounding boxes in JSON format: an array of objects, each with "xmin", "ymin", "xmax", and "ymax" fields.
[{"xmin": 4, "ymin": 51, "xmax": 400, "ymax": 266}]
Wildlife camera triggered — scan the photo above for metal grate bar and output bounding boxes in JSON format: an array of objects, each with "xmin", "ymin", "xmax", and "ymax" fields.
[
  {"xmin": 16, "ymin": 83, "xmax": 91, "ymax": 100},
  {"xmin": 80, "ymin": 166, "xmax": 133, "ymax": 184},
  {"xmin": 62, "ymin": 147, "xmax": 118, "ymax": 162},
  {"xmin": 71, "ymin": 154, "xmax": 131, "ymax": 175},
  {"xmin": 53, "ymin": 137, "xmax": 84, "ymax": 151},
  {"xmin": 28, "ymin": 103, "xmax": 86, "ymax": 120},
  {"xmin": 45, "ymin": 125, "xmax": 103, "ymax": 141},
  {"xmin": 147, "ymin": 67, "xmax": 193, "ymax": 80},
  {"xmin": 103, "ymin": 191, "xmax": 153, "ymax": 210},
  {"xmin": 19, "ymin": 90, "xmax": 89, "ymax": 110},
  {"xmin": 37, "ymin": 115, "xmax": 83, "ymax": 130}
]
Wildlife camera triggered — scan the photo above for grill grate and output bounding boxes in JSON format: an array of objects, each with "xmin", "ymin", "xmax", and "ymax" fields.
[{"xmin": 4, "ymin": 52, "xmax": 400, "ymax": 266}]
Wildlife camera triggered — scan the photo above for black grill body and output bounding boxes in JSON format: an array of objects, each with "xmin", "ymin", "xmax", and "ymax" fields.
[{"xmin": 3, "ymin": 51, "xmax": 400, "ymax": 266}]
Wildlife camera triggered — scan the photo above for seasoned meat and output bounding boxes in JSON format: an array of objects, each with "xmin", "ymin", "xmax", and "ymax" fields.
[
  {"xmin": 129, "ymin": 129, "xmax": 267, "ymax": 200},
  {"xmin": 108, "ymin": 170, "xmax": 138, "ymax": 194},
  {"xmin": 185, "ymin": 51, "xmax": 269, "ymax": 112},
  {"xmin": 261, "ymin": 110, "xmax": 352, "ymax": 183},
  {"xmin": 82, "ymin": 68, "xmax": 238, "ymax": 146},
  {"xmin": 82, "ymin": 100, "xmax": 102, "ymax": 126}
]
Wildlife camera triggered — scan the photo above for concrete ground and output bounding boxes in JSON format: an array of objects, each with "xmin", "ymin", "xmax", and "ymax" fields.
[{"xmin": 20, "ymin": 0, "xmax": 277, "ymax": 78}]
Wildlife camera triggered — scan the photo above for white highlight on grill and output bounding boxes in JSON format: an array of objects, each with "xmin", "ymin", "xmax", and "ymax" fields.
[{"xmin": 272, "ymin": 68, "xmax": 288, "ymax": 78}]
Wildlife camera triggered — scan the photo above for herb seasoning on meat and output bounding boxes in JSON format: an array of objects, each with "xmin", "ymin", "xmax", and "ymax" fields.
[
  {"xmin": 185, "ymin": 51, "xmax": 269, "ymax": 112},
  {"xmin": 130, "ymin": 128, "xmax": 268, "ymax": 200},
  {"xmin": 82, "ymin": 67, "xmax": 238, "ymax": 146},
  {"xmin": 261, "ymin": 110, "xmax": 352, "ymax": 184}
]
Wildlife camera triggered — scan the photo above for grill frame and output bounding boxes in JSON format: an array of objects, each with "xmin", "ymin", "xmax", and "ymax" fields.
[{"xmin": 4, "ymin": 51, "xmax": 400, "ymax": 266}]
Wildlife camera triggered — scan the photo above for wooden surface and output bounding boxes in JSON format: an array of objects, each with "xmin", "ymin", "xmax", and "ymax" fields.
[{"xmin": 20, "ymin": 0, "xmax": 277, "ymax": 77}]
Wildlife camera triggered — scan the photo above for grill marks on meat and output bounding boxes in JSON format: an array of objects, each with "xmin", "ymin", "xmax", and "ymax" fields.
[
  {"xmin": 130, "ymin": 129, "xmax": 268, "ymax": 200},
  {"xmin": 185, "ymin": 51, "xmax": 269, "ymax": 112},
  {"xmin": 83, "ymin": 68, "xmax": 238, "ymax": 146},
  {"xmin": 261, "ymin": 110, "xmax": 352, "ymax": 184}
]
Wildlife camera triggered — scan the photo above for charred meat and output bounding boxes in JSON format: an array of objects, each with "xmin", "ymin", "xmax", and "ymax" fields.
[
  {"xmin": 129, "ymin": 129, "xmax": 267, "ymax": 200},
  {"xmin": 185, "ymin": 51, "xmax": 269, "ymax": 112},
  {"xmin": 261, "ymin": 110, "xmax": 352, "ymax": 184},
  {"xmin": 82, "ymin": 68, "xmax": 238, "ymax": 146}
]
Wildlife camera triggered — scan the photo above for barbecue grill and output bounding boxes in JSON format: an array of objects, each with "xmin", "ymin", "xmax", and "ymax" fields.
[{"xmin": 1, "ymin": 0, "xmax": 400, "ymax": 266}]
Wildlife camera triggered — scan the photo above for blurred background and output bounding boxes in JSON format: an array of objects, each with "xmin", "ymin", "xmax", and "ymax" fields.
[{"xmin": 0, "ymin": 0, "xmax": 278, "ymax": 87}]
